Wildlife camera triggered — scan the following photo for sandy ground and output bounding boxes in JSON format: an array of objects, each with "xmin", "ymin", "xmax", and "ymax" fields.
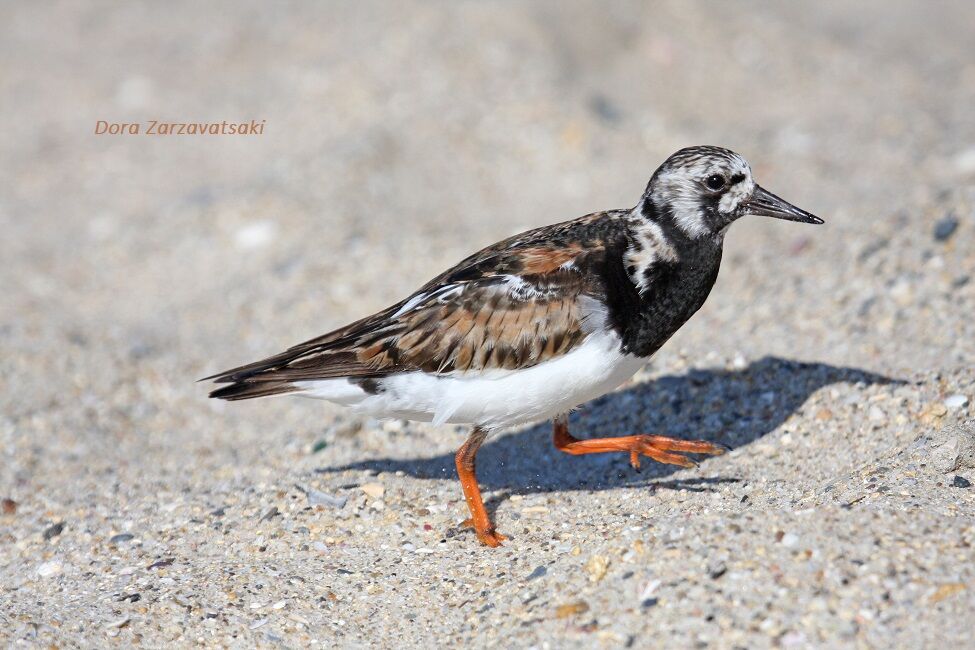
[{"xmin": 2, "ymin": 1, "xmax": 975, "ymax": 647}]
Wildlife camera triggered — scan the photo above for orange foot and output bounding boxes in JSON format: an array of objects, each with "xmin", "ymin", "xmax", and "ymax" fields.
[
  {"xmin": 553, "ymin": 419, "xmax": 727, "ymax": 471},
  {"xmin": 624, "ymin": 434, "xmax": 727, "ymax": 470},
  {"xmin": 461, "ymin": 518, "xmax": 508, "ymax": 547}
]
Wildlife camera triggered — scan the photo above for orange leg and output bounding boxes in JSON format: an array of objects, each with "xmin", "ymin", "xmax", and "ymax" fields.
[
  {"xmin": 552, "ymin": 416, "xmax": 726, "ymax": 470},
  {"xmin": 455, "ymin": 427, "xmax": 507, "ymax": 547}
]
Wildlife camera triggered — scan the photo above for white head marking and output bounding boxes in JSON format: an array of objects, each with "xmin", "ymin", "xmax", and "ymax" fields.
[{"xmin": 645, "ymin": 147, "xmax": 755, "ymax": 238}]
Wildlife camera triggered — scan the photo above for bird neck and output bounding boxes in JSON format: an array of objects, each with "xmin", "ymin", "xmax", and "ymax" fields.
[{"xmin": 630, "ymin": 198, "xmax": 725, "ymax": 261}]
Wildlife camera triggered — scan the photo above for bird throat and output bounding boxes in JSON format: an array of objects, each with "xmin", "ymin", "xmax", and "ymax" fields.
[{"xmin": 611, "ymin": 203, "xmax": 725, "ymax": 358}]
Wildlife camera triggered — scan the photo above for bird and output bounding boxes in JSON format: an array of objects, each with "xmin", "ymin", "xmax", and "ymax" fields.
[{"xmin": 204, "ymin": 145, "xmax": 822, "ymax": 548}]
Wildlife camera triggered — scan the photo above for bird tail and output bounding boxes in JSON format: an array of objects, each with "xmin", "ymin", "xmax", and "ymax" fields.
[
  {"xmin": 203, "ymin": 334, "xmax": 380, "ymax": 401},
  {"xmin": 208, "ymin": 380, "xmax": 299, "ymax": 401}
]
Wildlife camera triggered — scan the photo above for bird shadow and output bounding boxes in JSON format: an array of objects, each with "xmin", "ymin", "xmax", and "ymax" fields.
[{"xmin": 317, "ymin": 357, "xmax": 902, "ymax": 500}]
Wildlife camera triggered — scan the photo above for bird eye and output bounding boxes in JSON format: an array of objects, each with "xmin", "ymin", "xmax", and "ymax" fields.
[{"xmin": 705, "ymin": 174, "xmax": 726, "ymax": 191}]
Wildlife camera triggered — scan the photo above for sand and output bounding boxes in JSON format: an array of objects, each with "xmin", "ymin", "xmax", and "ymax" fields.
[{"xmin": 2, "ymin": 2, "xmax": 974, "ymax": 647}]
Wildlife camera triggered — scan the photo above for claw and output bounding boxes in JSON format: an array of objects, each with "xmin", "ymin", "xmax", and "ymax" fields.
[
  {"xmin": 629, "ymin": 450, "xmax": 642, "ymax": 470},
  {"xmin": 461, "ymin": 518, "xmax": 507, "ymax": 547},
  {"xmin": 475, "ymin": 529, "xmax": 508, "ymax": 547}
]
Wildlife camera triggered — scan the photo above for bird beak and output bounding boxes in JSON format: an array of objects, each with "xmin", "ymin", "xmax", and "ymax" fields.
[{"xmin": 743, "ymin": 185, "xmax": 823, "ymax": 224}]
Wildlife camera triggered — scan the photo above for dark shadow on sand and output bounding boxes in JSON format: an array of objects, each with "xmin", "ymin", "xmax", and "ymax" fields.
[{"xmin": 317, "ymin": 357, "xmax": 902, "ymax": 497}]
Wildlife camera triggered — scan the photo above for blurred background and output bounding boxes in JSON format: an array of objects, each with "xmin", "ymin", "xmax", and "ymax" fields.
[
  {"xmin": 3, "ymin": 1, "xmax": 974, "ymax": 384},
  {"xmin": 2, "ymin": 1, "xmax": 974, "ymax": 646}
]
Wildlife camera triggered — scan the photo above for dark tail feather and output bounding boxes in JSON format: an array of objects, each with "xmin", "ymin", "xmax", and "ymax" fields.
[
  {"xmin": 199, "ymin": 349, "xmax": 304, "ymax": 384},
  {"xmin": 209, "ymin": 381, "xmax": 299, "ymax": 401}
]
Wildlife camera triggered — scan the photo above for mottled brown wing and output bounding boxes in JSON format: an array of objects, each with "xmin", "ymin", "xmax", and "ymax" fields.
[
  {"xmin": 353, "ymin": 270, "xmax": 594, "ymax": 375},
  {"xmin": 205, "ymin": 212, "xmax": 623, "ymax": 387},
  {"xmin": 207, "ymin": 260, "xmax": 603, "ymax": 387}
]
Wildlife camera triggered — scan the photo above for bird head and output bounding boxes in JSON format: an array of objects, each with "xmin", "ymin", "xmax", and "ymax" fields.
[{"xmin": 642, "ymin": 145, "xmax": 823, "ymax": 238}]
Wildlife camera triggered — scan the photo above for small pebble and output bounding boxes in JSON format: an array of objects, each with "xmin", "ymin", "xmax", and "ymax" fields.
[
  {"xmin": 43, "ymin": 522, "xmax": 65, "ymax": 540},
  {"xmin": 311, "ymin": 440, "xmax": 329, "ymax": 453},
  {"xmin": 933, "ymin": 216, "xmax": 959, "ymax": 242},
  {"xmin": 1, "ymin": 498, "xmax": 15, "ymax": 514},
  {"xmin": 951, "ymin": 475, "xmax": 972, "ymax": 488},
  {"xmin": 297, "ymin": 485, "xmax": 347, "ymax": 509},
  {"xmin": 781, "ymin": 631, "xmax": 808, "ymax": 648},
  {"xmin": 234, "ymin": 221, "xmax": 277, "ymax": 250},
  {"xmin": 37, "ymin": 560, "xmax": 63, "ymax": 578},
  {"xmin": 954, "ymin": 147, "xmax": 975, "ymax": 175},
  {"xmin": 924, "ymin": 403, "xmax": 949, "ymax": 420},
  {"xmin": 554, "ymin": 601, "xmax": 589, "ymax": 619},
  {"xmin": 929, "ymin": 583, "xmax": 966, "ymax": 603},
  {"xmin": 781, "ymin": 533, "xmax": 800, "ymax": 548},
  {"xmin": 360, "ymin": 483, "xmax": 385, "ymax": 499},
  {"xmin": 708, "ymin": 561, "xmax": 728, "ymax": 579},
  {"xmin": 639, "ymin": 578, "xmax": 662, "ymax": 603},
  {"xmin": 110, "ymin": 533, "xmax": 135, "ymax": 544},
  {"xmin": 584, "ymin": 555, "xmax": 610, "ymax": 583},
  {"xmin": 589, "ymin": 94, "xmax": 622, "ymax": 124},
  {"xmin": 527, "ymin": 565, "xmax": 547, "ymax": 580},
  {"xmin": 944, "ymin": 394, "xmax": 969, "ymax": 410},
  {"xmin": 890, "ymin": 280, "xmax": 914, "ymax": 307}
]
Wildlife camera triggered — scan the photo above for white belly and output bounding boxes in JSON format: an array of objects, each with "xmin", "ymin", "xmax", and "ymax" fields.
[{"xmin": 294, "ymin": 330, "xmax": 646, "ymax": 429}]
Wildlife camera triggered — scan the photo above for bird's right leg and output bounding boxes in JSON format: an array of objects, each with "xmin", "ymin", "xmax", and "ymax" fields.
[
  {"xmin": 455, "ymin": 427, "xmax": 507, "ymax": 547},
  {"xmin": 552, "ymin": 415, "xmax": 725, "ymax": 470}
]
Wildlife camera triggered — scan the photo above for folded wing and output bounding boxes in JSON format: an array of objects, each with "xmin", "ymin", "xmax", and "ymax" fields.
[{"xmin": 206, "ymin": 234, "xmax": 614, "ymax": 399}]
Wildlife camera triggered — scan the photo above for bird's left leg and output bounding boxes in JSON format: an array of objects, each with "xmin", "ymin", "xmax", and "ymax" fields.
[
  {"xmin": 552, "ymin": 415, "xmax": 726, "ymax": 470},
  {"xmin": 455, "ymin": 426, "xmax": 507, "ymax": 548}
]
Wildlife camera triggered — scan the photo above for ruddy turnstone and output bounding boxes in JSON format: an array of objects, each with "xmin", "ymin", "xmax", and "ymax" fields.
[{"xmin": 205, "ymin": 145, "xmax": 822, "ymax": 547}]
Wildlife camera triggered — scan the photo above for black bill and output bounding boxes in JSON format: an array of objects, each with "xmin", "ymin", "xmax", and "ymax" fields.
[{"xmin": 744, "ymin": 185, "xmax": 823, "ymax": 224}]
